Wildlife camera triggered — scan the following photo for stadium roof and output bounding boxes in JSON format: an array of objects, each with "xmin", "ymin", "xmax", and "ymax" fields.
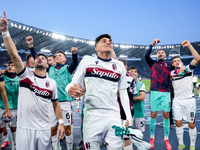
[{"xmin": 0, "ymin": 19, "xmax": 200, "ymax": 58}]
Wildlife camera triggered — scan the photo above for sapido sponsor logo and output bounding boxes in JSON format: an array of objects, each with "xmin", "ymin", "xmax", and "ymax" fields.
[
  {"xmin": 92, "ymin": 68, "xmax": 119, "ymax": 79},
  {"xmin": 30, "ymin": 85, "xmax": 50, "ymax": 96}
]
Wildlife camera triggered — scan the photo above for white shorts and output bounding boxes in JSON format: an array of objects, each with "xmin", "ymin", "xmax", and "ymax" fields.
[
  {"xmin": 133, "ymin": 118, "xmax": 145, "ymax": 132},
  {"xmin": 16, "ymin": 127, "xmax": 52, "ymax": 150},
  {"xmin": 173, "ymin": 98, "xmax": 196, "ymax": 123},
  {"xmin": 50, "ymin": 101, "xmax": 72, "ymax": 127},
  {"xmin": 83, "ymin": 114, "xmax": 124, "ymax": 149},
  {"xmin": 0, "ymin": 109, "xmax": 17, "ymax": 128}
]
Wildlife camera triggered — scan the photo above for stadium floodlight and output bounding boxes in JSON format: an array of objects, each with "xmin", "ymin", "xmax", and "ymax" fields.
[
  {"xmin": 59, "ymin": 35, "xmax": 67, "ymax": 40},
  {"xmin": 14, "ymin": 24, "xmax": 18, "ymax": 28},
  {"xmin": 10, "ymin": 22, "xmax": 14, "ymax": 27},
  {"xmin": 26, "ymin": 27, "xmax": 29, "ymax": 31},
  {"xmin": 18, "ymin": 25, "xmax": 22, "ymax": 29},
  {"xmin": 30, "ymin": 28, "xmax": 33, "ymax": 31},
  {"xmin": 52, "ymin": 33, "xmax": 59, "ymax": 39},
  {"xmin": 41, "ymin": 49, "xmax": 51, "ymax": 53},
  {"xmin": 1, "ymin": 43, "xmax": 4, "ymax": 47},
  {"xmin": 88, "ymin": 41, "xmax": 95, "ymax": 45},
  {"xmin": 36, "ymin": 30, "xmax": 40, "ymax": 33},
  {"xmin": 23, "ymin": 26, "xmax": 26, "ymax": 30}
]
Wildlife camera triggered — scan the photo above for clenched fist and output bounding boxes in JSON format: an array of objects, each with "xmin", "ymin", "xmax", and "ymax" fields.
[
  {"xmin": 182, "ymin": 40, "xmax": 191, "ymax": 48},
  {"xmin": 71, "ymin": 47, "xmax": 78, "ymax": 54},
  {"xmin": 26, "ymin": 36, "xmax": 34, "ymax": 48}
]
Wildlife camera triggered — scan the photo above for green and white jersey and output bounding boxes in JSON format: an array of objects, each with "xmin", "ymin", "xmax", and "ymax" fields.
[
  {"xmin": 133, "ymin": 81, "xmax": 145, "ymax": 118},
  {"xmin": 49, "ymin": 65, "xmax": 74, "ymax": 102},
  {"xmin": 0, "ymin": 74, "xmax": 19, "ymax": 109}
]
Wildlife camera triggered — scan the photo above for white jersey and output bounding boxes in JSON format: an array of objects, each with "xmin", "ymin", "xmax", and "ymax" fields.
[
  {"xmin": 17, "ymin": 68, "xmax": 58, "ymax": 130},
  {"xmin": 66, "ymin": 55, "xmax": 127, "ymax": 118},
  {"xmin": 171, "ymin": 64, "xmax": 195, "ymax": 100},
  {"xmin": 28, "ymin": 67, "xmax": 35, "ymax": 72}
]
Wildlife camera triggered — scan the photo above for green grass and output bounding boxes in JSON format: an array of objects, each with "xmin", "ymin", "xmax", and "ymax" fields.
[{"xmin": 142, "ymin": 79, "xmax": 200, "ymax": 95}]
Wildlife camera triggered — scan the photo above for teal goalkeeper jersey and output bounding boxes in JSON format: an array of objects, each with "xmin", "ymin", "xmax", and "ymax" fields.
[
  {"xmin": 48, "ymin": 65, "xmax": 74, "ymax": 102},
  {"xmin": 133, "ymin": 81, "xmax": 145, "ymax": 118},
  {"xmin": 0, "ymin": 74, "xmax": 19, "ymax": 109}
]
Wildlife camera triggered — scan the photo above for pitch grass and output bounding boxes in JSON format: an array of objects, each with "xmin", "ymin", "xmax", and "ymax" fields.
[{"xmin": 142, "ymin": 79, "xmax": 200, "ymax": 95}]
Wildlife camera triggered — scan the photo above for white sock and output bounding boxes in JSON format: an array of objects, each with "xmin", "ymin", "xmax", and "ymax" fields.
[
  {"xmin": 123, "ymin": 144, "xmax": 133, "ymax": 150},
  {"xmin": 76, "ymin": 100, "xmax": 79, "ymax": 109},
  {"xmin": 3, "ymin": 134, "xmax": 8, "ymax": 142},
  {"xmin": 65, "ymin": 134, "xmax": 73, "ymax": 150},
  {"xmin": 52, "ymin": 134, "xmax": 60, "ymax": 150},
  {"xmin": 150, "ymin": 135, "xmax": 155, "ymax": 139},
  {"xmin": 164, "ymin": 136, "xmax": 168, "ymax": 140},
  {"xmin": 189, "ymin": 127, "xmax": 197, "ymax": 148},
  {"xmin": 176, "ymin": 126, "xmax": 184, "ymax": 146},
  {"xmin": 11, "ymin": 132, "xmax": 16, "ymax": 150}
]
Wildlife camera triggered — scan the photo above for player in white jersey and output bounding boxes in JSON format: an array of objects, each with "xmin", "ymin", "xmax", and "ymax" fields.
[
  {"xmin": 0, "ymin": 11, "xmax": 65, "ymax": 150},
  {"xmin": 66, "ymin": 34, "xmax": 132, "ymax": 150},
  {"xmin": 171, "ymin": 40, "xmax": 200, "ymax": 150}
]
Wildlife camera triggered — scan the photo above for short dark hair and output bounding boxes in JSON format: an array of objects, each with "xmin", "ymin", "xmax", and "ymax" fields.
[
  {"xmin": 95, "ymin": 34, "xmax": 112, "ymax": 47},
  {"xmin": 48, "ymin": 55, "xmax": 56, "ymax": 59},
  {"xmin": 7, "ymin": 60, "xmax": 13, "ymax": 64},
  {"xmin": 157, "ymin": 49, "xmax": 165, "ymax": 53},
  {"xmin": 26, "ymin": 54, "xmax": 33, "ymax": 62},
  {"xmin": 56, "ymin": 51, "xmax": 66, "ymax": 59},
  {"xmin": 172, "ymin": 56, "xmax": 181, "ymax": 62},
  {"xmin": 118, "ymin": 59, "xmax": 127, "ymax": 66},
  {"xmin": 128, "ymin": 66, "xmax": 137, "ymax": 72},
  {"xmin": 35, "ymin": 53, "xmax": 48, "ymax": 61}
]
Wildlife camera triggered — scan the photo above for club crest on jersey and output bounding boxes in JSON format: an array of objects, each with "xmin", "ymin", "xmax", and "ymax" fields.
[
  {"xmin": 95, "ymin": 60, "xmax": 99, "ymax": 65},
  {"xmin": 46, "ymin": 81, "xmax": 50, "ymax": 88},
  {"xmin": 112, "ymin": 63, "xmax": 117, "ymax": 70},
  {"xmin": 55, "ymin": 73, "xmax": 57, "ymax": 76},
  {"xmin": 10, "ymin": 83, "xmax": 13, "ymax": 86},
  {"xmin": 85, "ymin": 142, "xmax": 91, "ymax": 149}
]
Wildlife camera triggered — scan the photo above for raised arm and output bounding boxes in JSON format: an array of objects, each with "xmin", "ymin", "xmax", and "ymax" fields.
[
  {"xmin": 182, "ymin": 40, "xmax": 200, "ymax": 66},
  {"xmin": 145, "ymin": 39, "xmax": 160, "ymax": 66},
  {"xmin": 67, "ymin": 47, "xmax": 78, "ymax": 74},
  {"xmin": 26, "ymin": 36, "xmax": 37, "ymax": 59},
  {"xmin": 0, "ymin": 11, "xmax": 24, "ymax": 74}
]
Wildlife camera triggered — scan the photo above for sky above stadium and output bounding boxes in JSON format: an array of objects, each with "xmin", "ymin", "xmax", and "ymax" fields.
[{"xmin": 0, "ymin": 0, "xmax": 200, "ymax": 45}]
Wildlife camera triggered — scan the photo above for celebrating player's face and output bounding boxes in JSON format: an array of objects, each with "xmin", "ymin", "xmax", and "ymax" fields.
[
  {"xmin": 129, "ymin": 69, "xmax": 137, "ymax": 79},
  {"xmin": 34, "ymin": 55, "xmax": 48, "ymax": 70},
  {"xmin": 7, "ymin": 63, "xmax": 15, "ymax": 73},
  {"xmin": 55, "ymin": 53, "xmax": 66, "ymax": 64},
  {"xmin": 157, "ymin": 50, "xmax": 166, "ymax": 60},
  {"xmin": 172, "ymin": 57, "xmax": 182, "ymax": 68},
  {"xmin": 95, "ymin": 38, "xmax": 113, "ymax": 53},
  {"xmin": 48, "ymin": 56, "xmax": 56, "ymax": 66}
]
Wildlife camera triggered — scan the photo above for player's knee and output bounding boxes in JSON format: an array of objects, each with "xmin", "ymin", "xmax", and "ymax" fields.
[
  {"xmin": 188, "ymin": 123, "xmax": 196, "ymax": 129},
  {"xmin": 64, "ymin": 126, "xmax": 71, "ymax": 135},
  {"xmin": 10, "ymin": 127, "xmax": 16, "ymax": 132},
  {"xmin": 176, "ymin": 121, "xmax": 182, "ymax": 127},
  {"xmin": 151, "ymin": 113, "xmax": 157, "ymax": 118}
]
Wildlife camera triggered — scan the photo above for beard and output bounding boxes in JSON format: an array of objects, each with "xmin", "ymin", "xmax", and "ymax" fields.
[{"xmin": 35, "ymin": 64, "xmax": 46, "ymax": 70}]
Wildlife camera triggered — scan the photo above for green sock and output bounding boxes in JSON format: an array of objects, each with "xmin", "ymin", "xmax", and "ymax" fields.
[
  {"xmin": 163, "ymin": 118, "xmax": 170, "ymax": 138},
  {"xmin": 150, "ymin": 118, "xmax": 156, "ymax": 137}
]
